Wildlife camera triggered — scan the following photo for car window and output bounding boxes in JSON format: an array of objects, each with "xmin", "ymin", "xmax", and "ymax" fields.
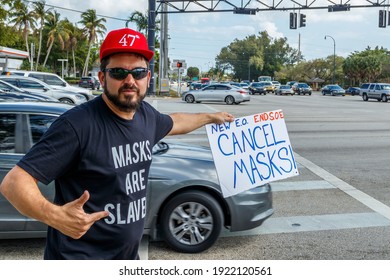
[
  {"xmin": 1, "ymin": 78, "xmax": 17, "ymax": 86},
  {"xmin": 19, "ymin": 79, "xmax": 45, "ymax": 90},
  {"xmin": 375, "ymin": 84, "xmax": 381, "ymax": 90},
  {"xmin": 0, "ymin": 114, "xmax": 16, "ymax": 153},
  {"xmin": 369, "ymin": 84, "xmax": 375, "ymax": 90},
  {"xmin": 44, "ymin": 75, "xmax": 64, "ymax": 86},
  {"xmin": 383, "ymin": 84, "xmax": 390, "ymax": 90},
  {"xmin": 29, "ymin": 114, "xmax": 57, "ymax": 144},
  {"xmin": 0, "ymin": 113, "xmax": 57, "ymax": 154},
  {"xmin": 29, "ymin": 73, "xmax": 45, "ymax": 81}
]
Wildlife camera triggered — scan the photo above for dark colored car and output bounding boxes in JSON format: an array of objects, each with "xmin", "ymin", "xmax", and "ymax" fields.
[
  {"xmin": 321, "ymin": 85, "xmax": 345, "ymax": 96},
  {"xmin": 345, "ymin": 87, "xmax": 360, "ymax": 96},
  {"xmin": 0, "ymin": 101, "xmax": 272, "ymax": 253},
  {"xmin": 248, "ymin": 82, "xmax": 267, "ymax": 95},
  {"xmin": 78, "ymin": 76, "xmax": 100, "ymax": 90},
  {"xmin": 293, "ymin": 83, "xmax": 312, "ymax": 95}
]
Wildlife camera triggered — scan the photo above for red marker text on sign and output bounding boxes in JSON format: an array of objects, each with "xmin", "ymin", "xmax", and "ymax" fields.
[{"xmin": 254, "ymin": 111, "xmax": 284, "ymax": 123}]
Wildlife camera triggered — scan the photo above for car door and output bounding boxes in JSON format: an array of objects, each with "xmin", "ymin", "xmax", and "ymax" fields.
[
  {"xmin": 0, "ymin": 112, "xmax": 58, "ymax": 235},
  {"xmin": 199, "ymin": 85, "xmax": 216, "ymax": 101},
  {"xmin": 0, "ymin": 113, "xmax": 29, "ymax": 232},
  {"xmin": 367, "ymin": 84, "xmax": 376, "ymax": 98}
]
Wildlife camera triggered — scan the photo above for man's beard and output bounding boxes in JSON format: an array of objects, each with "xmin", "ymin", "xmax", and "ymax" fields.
[{"xmin": 103, "ymin": 81, "xmax": 145, "ymax": 112}]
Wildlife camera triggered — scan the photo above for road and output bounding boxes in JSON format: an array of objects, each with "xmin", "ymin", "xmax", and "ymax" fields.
[{"xmin": 1, "ymin": 92, "xmax": 390, "ymax": 260}]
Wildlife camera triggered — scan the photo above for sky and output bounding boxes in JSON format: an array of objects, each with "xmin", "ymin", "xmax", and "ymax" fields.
[{"xmin": 35, "ymin": 0, "xmax": 390, "ymax": 75}]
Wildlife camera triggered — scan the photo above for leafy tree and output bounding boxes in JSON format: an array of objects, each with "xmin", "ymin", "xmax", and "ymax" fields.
[
  {"xmin": 32, "ymin": 0, "xmax": 52, "ymax": 70},
  {"xmin": 79, "ymin": 9, "xmax": 106, "ymax": 76},
  {"xmin": 215, "ymin": 31, "xmax": 297, "ymax": 81},
  {"xmin": 187, "ymin": 66, "xmax": 199, "ymax": 80},
  {"xmin": 42, "ymin": 10, "xmax": 69, "ymax": 68},
  {"xmin": 8, "ymin": 0, "xmax": 36, "ymax": 64},
  {"xmin": 343, "ymin": 47, "xmax": 388, "ymax": 85}
]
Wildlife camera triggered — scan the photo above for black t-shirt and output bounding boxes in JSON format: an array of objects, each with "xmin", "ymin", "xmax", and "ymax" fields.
[{"xmin": 17, "ymin": 95, "xmax": 173, "ymax": 259}]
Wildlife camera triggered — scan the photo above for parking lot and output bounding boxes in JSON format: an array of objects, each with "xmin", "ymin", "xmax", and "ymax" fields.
[{"xmin": 1, "ymin": 91, "xmax": 390, "ymax": 260}]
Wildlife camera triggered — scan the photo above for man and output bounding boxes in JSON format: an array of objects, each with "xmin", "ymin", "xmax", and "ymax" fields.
[{"xmin": 0, "ymin": 28, "xmax": 233, "ymax": 260}]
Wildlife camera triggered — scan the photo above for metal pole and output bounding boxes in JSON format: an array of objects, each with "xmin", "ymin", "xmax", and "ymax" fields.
[
  {"xmin": 148, "ymin": 0, "xmax": 156, "ymax": 95},
  {"xmin": 324, "ymin": 35, "xmax": 336, "ymax": 84}
]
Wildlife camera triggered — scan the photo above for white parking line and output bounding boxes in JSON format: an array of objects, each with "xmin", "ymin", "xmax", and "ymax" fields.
[
  {"xmin": 221, "ymin": 212, "xmax": 390, "ymax": 237},
  {"xmin": 294, "ymin": 152, "xmax": 390, "ymax": 221}
]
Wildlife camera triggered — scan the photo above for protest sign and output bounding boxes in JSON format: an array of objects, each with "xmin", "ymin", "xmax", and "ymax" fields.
[{"xmin": 206, "ymin": 109, "xmax": 298, "ymax": 197}]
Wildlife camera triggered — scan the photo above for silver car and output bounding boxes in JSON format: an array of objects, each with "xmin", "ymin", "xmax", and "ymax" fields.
[
  {"xmin": 0, "ymin": 101, "xmax": 272, "ymax": 253},
  {"xmin": 0, "ymin": 76, "xmax": 87, "ymax": 105},
  {"xmin": 182, "ymin": 83, "xmax": 250, "ymax": 105}
]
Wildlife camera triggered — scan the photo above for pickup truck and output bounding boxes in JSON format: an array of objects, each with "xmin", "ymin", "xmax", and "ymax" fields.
[{"xmin": 360, "ymin": 83, "xmax": 390, "ymax": 102}]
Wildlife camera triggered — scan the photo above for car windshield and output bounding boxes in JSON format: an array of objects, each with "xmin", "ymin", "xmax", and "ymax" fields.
[
  {"xmin": 380, "ymin": 84, "xmax": 390, "ymax": 90},
  {"xmin": 329, "ymin": 85, "xmax": 343, "ymax": 90}
]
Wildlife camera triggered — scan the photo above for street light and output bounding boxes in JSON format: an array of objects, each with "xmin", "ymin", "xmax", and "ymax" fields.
[{"xmin": 324, "ymin": 35, "xmax": 336, "ymax": 84}]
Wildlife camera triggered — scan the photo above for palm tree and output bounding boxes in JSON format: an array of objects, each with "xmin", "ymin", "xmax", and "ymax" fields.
[
  {"xmin": 79, "ymin": 9, "xmax": 106, "ymax": 76},
  {"xmin": 32, "ymin": 0, "xmax": 52, "ymax": 70},
  {"xmin": 9, "ymin": 0, "xmax": 36, "ymax": 64},
  {"xmin": 127, "ymin": 11, "xmax": 160, "ymax": 36},
  {"xmin": 42, "ymin": 10, "xmax": 69, "ymax": 68},
  {"xmin": 127, "ymin": 11, "xmax": 148, "ymax": 34},
  {"xmin": 63, "ymin": 19, "xmax": 82, "ymax": 77}
]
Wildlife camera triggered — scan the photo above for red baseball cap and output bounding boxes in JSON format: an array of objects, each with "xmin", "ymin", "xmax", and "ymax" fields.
[{"xmin": 99, "ymin": 28, "xmax": 154, "ymax": 62}]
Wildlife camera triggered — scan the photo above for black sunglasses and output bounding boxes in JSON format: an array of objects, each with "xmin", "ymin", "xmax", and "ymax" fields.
[{"xmin": 103, "ymin": 67, "xmax": 148, "ymax": 81}]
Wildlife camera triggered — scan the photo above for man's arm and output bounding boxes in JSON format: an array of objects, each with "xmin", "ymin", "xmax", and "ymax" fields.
[
  {"xmin": 168, "ymin": 112, "xmax": 234, "ymax": 135},
  {"xmin": 0, "ymin": 165, "xmax": 109, "ymax": 239}
]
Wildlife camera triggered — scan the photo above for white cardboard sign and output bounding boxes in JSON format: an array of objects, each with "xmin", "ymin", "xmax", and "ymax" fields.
[{"xmin": 206, "ymin": 109, "xmax": 299, "ymax": 197}]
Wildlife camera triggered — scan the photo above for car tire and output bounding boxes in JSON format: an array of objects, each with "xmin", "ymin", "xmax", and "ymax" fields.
[
  {"xmin": 362, "ymin": 94, "xmax": 368, "ymax": 101},
  {"xmin": 225, "ymin": 95, "xmax": 235, "ymax": 105},
  {"xmin": 185, "ymin": 94, "xmax": 195, "ymax": 103},
  {"xmin": 59, "ymin": 98, "xmax": 74, "ymax": 104},
  {"xmin": 160, "ymin": 190, "xmax": 224, "ymax": 253},
  {"xmin": 381, "ymin": 95, "xmax": 388, "ymax": 102}
]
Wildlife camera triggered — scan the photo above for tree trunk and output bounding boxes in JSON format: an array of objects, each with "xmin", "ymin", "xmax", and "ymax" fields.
[
  {"xmin": 42, "ymin": 41, "xmax": 54, "ymax": 69},
  {"xmin": 36, "ymin": 28, "xmax": 43, "ymax": 70},
  {"xmin": 83, "ymin": 43, "xmax": 92, "ymax": 77}
]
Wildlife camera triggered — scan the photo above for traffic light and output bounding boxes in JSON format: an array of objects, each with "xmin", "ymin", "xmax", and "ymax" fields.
[
  {"xmin": 379, "ymin": 10, "xmax": 386, "ymax": 28},
  {"xmin": 299, "ymin": 14, "xmax": 306, "ymax": 27},
  {"xmin": 177, "ymin": 61, "xmax": 183, "ymax": 68},
  {"xmin": 289, "ymin": 12, "xmax": 297, "ymax": 29}
]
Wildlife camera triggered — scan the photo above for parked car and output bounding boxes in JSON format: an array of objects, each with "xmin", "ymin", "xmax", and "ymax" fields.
[
  {"xmin": 360, "ymin": 83, "xmax": 390, "ymax": 102},
  {"xmin": 275, "ymin": 85, "xmax": 294, "ymax": 95},
  {"xmin": 0, "ymin": 79, "xmax": 58, "ymax": 102},
  {"xmin": 321, "ymin": 85, "xmax": 345, "ymax": 96},
  {"xmin": 1, "ymin": 70, "xmax": 95, "ymax": 100},
  {"xmin": 293, "ymin": 83, "xmax": 312, "ymax": 95},
  {"xmin": 0, "ymin": 101, "xmax": 273, "ymax": 253},
  {"xmin": 345, "ymin": 87, "xmax": 360, "ymax": 96},
  {"xmin": 0, "ymin": 76, "xmax": 87, "ymax": 105},
  {"xmin": 78, "ymin": 76, "xmax": 100, "ymax": 90},
  {"xmin": 182, "ymin": 83, "xmax": 250, "ymax": 105}
]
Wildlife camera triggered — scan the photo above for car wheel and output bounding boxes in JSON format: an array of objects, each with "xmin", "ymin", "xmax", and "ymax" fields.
[
  {"xmin": 225, "ymin": 95, "xmax": 235, "ymax": 105},
  {"xmin": 185, "ymin": 94, "xmax": 195, "ymax": 103},
  {"xmin": 381, "ymin": 95, "xmax": 388, "ymax": 102},
  {"xmin": 160, "ymin": 190, "xmax": 224, "ymax": 253},
  {"xmin": 59, "ymin": 98, "xmax": 74, "ymax": 104}
]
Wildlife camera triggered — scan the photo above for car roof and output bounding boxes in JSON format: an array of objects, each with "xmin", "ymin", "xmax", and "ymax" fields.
[{"xmin": 0, "ymin": 100, "xmax": 74, "ymax": 114}]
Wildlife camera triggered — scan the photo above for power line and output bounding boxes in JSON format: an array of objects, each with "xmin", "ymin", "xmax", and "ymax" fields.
[{"xmin": 22, "ymin": 0, "xmax": 128, "ymax": 22}]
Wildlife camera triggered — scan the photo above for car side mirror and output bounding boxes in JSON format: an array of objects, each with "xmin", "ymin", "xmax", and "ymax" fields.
[{"xmin": 43, "ymin": 87, "xmax": 50, "ymax": 91}]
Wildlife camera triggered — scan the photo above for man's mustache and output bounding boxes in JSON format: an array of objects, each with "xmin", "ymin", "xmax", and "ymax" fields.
[{"xmin": 119, "ymin": 84, "xmax": 140, "ymax": 93}]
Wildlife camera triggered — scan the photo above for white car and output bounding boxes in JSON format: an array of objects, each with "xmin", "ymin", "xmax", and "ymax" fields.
[
  {"xmin": 0, "ymin": 76, "xmax": 87, "ymax": 105},
  {"xmin": 2, "ymin": 70, "xmax": 95, "ymax": 100}
]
